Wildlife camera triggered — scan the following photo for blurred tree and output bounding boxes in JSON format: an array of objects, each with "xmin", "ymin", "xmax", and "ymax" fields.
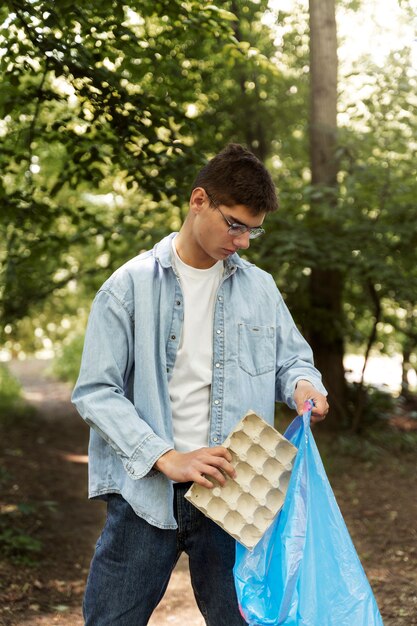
[
  {"xmin": 254, "ymin": 1, "xmax": 417, "ymax": 427},
  {"xmin": 172, "ymin": 1, "xmax": 290, "ymax": 165},
  {"xmin": 0, "ymin": 0, "xmax": 238, "ymax": 335},
  {"xmin": 2, "ymin": 0, "xmax": 416, "ymax": 433},
  {"xmin": 307, "ymin": 0, "xmax": 347, "ymax": 427},
  {"xmin": 1, "ymin": 0, "xmax": 291, "ymax": 349},
  {"xmin": 338, "ymin": 46, "xmax": 417, "ymax": 424}
]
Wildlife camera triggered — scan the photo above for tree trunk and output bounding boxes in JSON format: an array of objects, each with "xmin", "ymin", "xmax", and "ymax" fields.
[
  {"xmin": 308, "ymin": 0, "xmax": 347, "ymax": 428},
  {"xmin": 401, "ymin": 347, "xmax": 411, "ymax": 397},
  {"xmin": 400, "ymin": 343, "xmax": 416, "ymax": 400}
]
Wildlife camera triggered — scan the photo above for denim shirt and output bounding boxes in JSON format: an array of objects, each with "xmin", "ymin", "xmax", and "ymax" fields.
[{"xmin": 72, "ymin": 233, "xmax": 326, "ymax": 529}]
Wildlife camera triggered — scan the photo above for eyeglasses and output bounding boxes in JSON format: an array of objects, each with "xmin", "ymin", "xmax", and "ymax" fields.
[{"xmin": 205, "ymin": 190, "xmax": 265, "ymax": 239}]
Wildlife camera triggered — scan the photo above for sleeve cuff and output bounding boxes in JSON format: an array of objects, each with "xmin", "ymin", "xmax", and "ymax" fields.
[
  {"xmin": 286, "ymin": 376, "xmax": 328, "ymax": 409},
  {"xmin": 124, "ymin": 433, "xmax": 174, "ymax": 480}
]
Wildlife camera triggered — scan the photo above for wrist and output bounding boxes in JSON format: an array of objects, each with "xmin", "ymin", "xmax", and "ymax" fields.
[{"xmin": 154, "ymin": 449, "xmax": 176, "ymax": 473}]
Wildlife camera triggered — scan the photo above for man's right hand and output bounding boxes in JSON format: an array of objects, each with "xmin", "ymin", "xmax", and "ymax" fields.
[{"xmin": 154, "ymin": 447, "xmax": 236, "ymax": 489}]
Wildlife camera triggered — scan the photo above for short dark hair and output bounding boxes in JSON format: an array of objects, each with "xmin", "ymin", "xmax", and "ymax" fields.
[{"xmin": 192, "ymin": 143, "xmax": 279, "ymax": 215}]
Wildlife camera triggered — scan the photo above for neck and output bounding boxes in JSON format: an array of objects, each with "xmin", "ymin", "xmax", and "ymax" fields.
[{"xmin": 175, "ymin": 221, "xmax": 217, "ymax": 269}]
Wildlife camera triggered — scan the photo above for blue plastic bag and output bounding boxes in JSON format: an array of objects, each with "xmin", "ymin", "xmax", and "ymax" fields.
[{"xmin": 234, "ymin": 401, "xmax": 384, "ymax": 626}]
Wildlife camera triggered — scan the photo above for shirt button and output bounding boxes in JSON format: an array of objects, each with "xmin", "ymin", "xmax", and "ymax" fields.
[
  {"xmin": 215, "ymin": 362, "xmax": 220, "ymax": 368},
  {"xmin": 218, "ymin": 295, "xmax": 223, "ymax": 301},
  {"xmin": 213, "ymin": 436, "xmax": 219, "ymax": 443},
  {"xmin": 214, "ymin": 399, "xmax": 220, "ymax": 405},
  {"xmin": 176, "ymin": 300, "xmax": 181, "ymax": 306},
  {"xmin": 171, "ymin": 335, "xmax": 176, "ymax": 340},
  {"xmin": 216, "ymin": 329, "xmax": 221, "ymax": 334}
]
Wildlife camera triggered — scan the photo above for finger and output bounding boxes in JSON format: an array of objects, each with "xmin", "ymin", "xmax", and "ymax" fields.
[
  {"xmin": 201, "ymin": 465, "xmax": 228, "ymax": 486},
  {"xmin": 312, "ymin": 400, "xmax": 329, "ymax": 415},
  {"xmin": 311, "ymin": 405, "xmax": 329, "ymax": 422},
  {"xmin": 311, "ymin": 403, "xmax": 327, "ymax": 413},
  {"xmin": 191, "ymin": 472, "xmax": 216, "ymax": 489},
  {"xmin": 298, "ymin": 401, "xmax": 328, "ymax": 420},
  {"xmin": 217, "ymin": 458, "xmax": 237, "ymax": 480},
  {"xmin": 197, "ymin": 454, "xmax": 236, "ymax": 480},
  {"xmin": 311, "ymin": 413, "xmax": 326, "ymax": 423},
  {"xmin": 206, "ymin": 446, "xmax": 233, "ymax": 462}
]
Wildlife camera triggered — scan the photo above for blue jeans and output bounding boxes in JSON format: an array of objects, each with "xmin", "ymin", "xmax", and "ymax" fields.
[{"xmin": 83, "ymin": 485, "xmax": 247, "ymax": 625}]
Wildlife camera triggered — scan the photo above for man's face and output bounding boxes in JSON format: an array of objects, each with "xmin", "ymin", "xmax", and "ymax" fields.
[{"xmin": 189, "ymin": 188, "xmax": 266, "ymax": 267}]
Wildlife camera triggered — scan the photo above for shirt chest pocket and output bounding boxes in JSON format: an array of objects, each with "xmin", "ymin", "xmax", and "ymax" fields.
[{"xmin": 238, "ymin": 323, "xmax": 275, "ymax": 376}]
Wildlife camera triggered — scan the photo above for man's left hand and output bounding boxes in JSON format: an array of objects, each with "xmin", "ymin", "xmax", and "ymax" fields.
[{"xmin": 293, "ymin": 380, "xmax": 329, "ymax": 423}]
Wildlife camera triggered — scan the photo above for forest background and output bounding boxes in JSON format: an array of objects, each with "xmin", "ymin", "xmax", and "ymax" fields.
[
  {"xmin": 1, "ymin": 0, "xmax": 417, "ymax": 424},
  {"xmin": 0, "ymin": 0, "xmax": 416, "ymax": 624},
  {"xmin": 1, "ymin": 0, "xmax": 417, "ymax": 427}
]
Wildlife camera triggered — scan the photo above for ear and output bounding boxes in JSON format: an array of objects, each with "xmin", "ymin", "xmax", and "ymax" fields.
[{"xmin": 189, "ymin": 187, "xmax": 207, "ymax": 215}]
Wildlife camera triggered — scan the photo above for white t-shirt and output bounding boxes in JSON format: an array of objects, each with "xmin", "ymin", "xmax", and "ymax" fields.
[{"xmin": 169, "ymin": 238, "xmax": 223, "ymax": 452}]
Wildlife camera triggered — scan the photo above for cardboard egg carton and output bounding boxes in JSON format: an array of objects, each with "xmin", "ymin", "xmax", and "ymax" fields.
[{"xmin": 185, "ymin": 410, "xmax": 297, "ymax": 550}]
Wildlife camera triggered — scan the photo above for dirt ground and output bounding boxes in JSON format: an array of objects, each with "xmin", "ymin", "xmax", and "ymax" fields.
[{"xmin": 0, "ymin": 359, "xmax": 416, "ymax": 626}]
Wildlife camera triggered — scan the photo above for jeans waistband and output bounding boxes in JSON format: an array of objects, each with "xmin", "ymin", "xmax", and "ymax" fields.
[{"xmin": 173, "ymin": 481, "xmax": 193, "ymax": 492}]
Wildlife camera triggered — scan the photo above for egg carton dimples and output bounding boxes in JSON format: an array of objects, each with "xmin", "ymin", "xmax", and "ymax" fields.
[{"xmin": 185, "ymin": 410, "xmax": 298, "ymax": 549}]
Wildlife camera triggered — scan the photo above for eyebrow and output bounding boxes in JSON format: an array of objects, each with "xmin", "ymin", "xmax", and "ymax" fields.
[{"xmin": 226, "ymin": 212, "xmax": 264, "ymax": 229}]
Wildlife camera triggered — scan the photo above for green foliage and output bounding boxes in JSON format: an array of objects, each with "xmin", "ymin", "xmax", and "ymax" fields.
[
  {"xmin": 0, "ymin": 0, "xmax": 287, "ymax": 350},
  {"xmin": 0, "ymin": 499, "xmax": 43, "ymax": 565},
  {"xmin": 329, "ymin": 426, "xmax": 417, "ymax": 463},
  {"xmin": 346, "ymin": 382, "xmax": 396, "ymax": 427},
  {"xmin": 334, "ymin": 44, "xmax": 417, "ymax": 361},
  {"xmin": 318, "ymin": 411, "xmax": 417, "ymax": 476},
  {"xmin": 0, "ymin": 0, "xmax": 241, "ymax": 330},
  {"xmin": 0, "ymin": 471, "xmax": 56, "ymax": 566},
  {"xmin": 0, "ymin": 363, "xmax": 22, "ymax": 406},
  {"xmin": 1, "ymin": 0, "xmax": 417, "ymax": 429},
  {"xmin": 0, "ymin": 467, "xmax": 42, "ymax": 565},
  {"xmin": 0, "ymin": 525, "xmax": 42, "ymax": 565},
  {"xmin": 0, "ymin": 363, "xmax": 27, "ymax": 421},
  {"xmin": 0, "ymin": 363, "xmax": 36, "ymax": 427},
  {"xmin": 52, "ymin": 334, "xmax": 84, "ymax": 384}
]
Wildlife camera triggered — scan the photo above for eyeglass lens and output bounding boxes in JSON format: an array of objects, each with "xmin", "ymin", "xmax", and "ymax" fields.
[{"xmin": 205, "ymin": 189, "xmax": 265, "ymax": 239}]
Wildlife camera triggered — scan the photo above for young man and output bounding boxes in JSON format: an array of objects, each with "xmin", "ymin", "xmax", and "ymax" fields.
[{"xmin": 72, "ymin": 143, "xmax": 329, "ymax": 625}]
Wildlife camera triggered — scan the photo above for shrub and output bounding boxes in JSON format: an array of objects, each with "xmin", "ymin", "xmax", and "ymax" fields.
[
  {"xmin": 0, "ymin": 363, "xmax": 27, "ymax": 423},
  {"xmin": 52, "ymin": 335, "xmax": 84, "ymax": 384}
]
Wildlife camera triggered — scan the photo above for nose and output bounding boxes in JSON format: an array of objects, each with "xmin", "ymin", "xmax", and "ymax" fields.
[{"xmin": 232, "ymin": 231, "xmax": 251, "ymax": 250}]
